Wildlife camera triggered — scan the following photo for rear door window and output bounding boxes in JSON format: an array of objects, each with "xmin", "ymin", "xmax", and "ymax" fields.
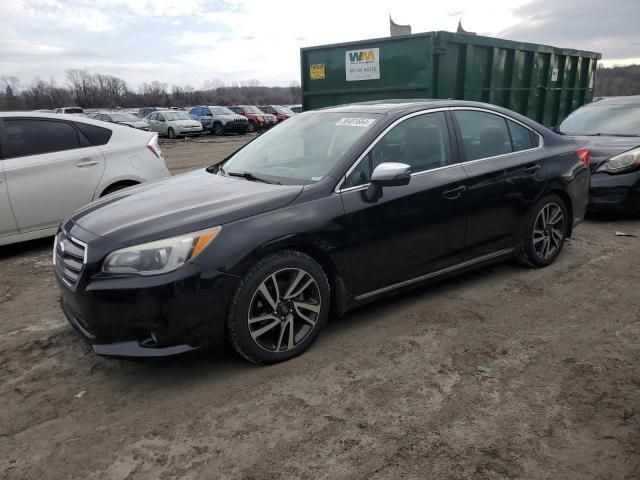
[
  {"xmin": 74, "ymin": 122, "xmax": 112, "ymax": 146},
  {"xmin": 3, "ymin": 119, "xmax": 83, "ymax": 159},
  {"xmin": 454, "ymin": 111, "xmax": 512, "ymax": 161},
  {"xmin": 507, "ymin": 119, "xmax": 534, "ymax": 152}
]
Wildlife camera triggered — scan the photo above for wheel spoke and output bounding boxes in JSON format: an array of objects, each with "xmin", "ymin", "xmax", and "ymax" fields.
[
  {"xmin": 250, "ymin": 318, "xmax": 280, "ymax": 339},
  {"xmin": 275, "ymin": 321, "xmax": 287, "ymax": 351},
  {"xmin": 284, "ymin": 270, "xmax": 313, "ymax": 299},
  {"xmin": 551, "ymin": 227, "xmax": 563, "ymax": 245},
  {"xmin": 548, "ymin": 207, "xmax": 562, "ymax": 225},
  {"xmin": 294, "ymin": 303, "xmax": 317, "ymax": 326},
  {"xmin": 258, "ymin": 276, "xmax": 278, "ymax": 311},
  {"xmin": 288, "ymin": 317, "xmax": 295, "ymax": 349},
  {"xmin": 249, "ymin": 314, "xmax": 278, "ymax": 325}
]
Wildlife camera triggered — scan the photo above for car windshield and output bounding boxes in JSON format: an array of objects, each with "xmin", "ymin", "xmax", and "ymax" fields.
[
  {"xmin": 559, "ymin": 103, "xmax": 640, "ymax": 136},
  {"xmin": 110, "ymin": 113, "xmax": 139, "ymax": 122},
  {"xmin": 243, "ymin": 106, "xmax": 263, "ymax": 114},
  {"xmin": 164, "ymin": 112, "xmax": 192, "ymax": 121},
  {"xmin": 273, "ymin": 106, "xmax": 293, "ymax": 114},
  {"xmin": 221, "ymin": 112, "xmax": 380, "ymax": 184},
  {"xmin": 213, "ymin": 107, "xmax": 235, "ymax": 115}
]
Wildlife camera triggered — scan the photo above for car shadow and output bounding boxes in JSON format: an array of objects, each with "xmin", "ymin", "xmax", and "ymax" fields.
[
  {"xmin": 94, "ymin": 260, "xmax": 516, "ymax": 390},
  {"xmin": 0, "ymin": 235, "xmax": 53, "ymax": 260}
]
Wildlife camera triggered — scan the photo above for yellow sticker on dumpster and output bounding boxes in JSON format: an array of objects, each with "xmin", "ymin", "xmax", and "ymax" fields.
[{"xmin": 310, "ymin": 63, "xmax": 325, "ymax": 80}]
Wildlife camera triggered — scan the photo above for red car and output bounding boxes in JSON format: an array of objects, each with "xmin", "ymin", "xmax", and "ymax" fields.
[
  {"xmin": 227, "ymin": 105, "xmax": 276, "ymax": 133},
  {"xmin": 258, "ymin": 105, "xmax": 296, "ymax": 123}
]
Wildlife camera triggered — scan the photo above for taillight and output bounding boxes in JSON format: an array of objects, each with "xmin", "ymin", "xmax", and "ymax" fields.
[
  {"xmin": 576, "ymin": 148, "xmax": 590, "ymax": 167},
  {"xmin": 146, "ymin": 135, "xmax": 162, "ymax": 159}
]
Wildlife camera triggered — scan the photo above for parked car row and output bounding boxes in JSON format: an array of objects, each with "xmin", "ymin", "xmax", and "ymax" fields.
[{"xmin": 5, "ymin": 95, "xmax": 638, "ymax": 365}]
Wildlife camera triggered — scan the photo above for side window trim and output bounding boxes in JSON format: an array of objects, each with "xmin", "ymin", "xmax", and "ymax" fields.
[{"xmin": 336, "ymin": 107, "xmax": 544, "ymax": 193}]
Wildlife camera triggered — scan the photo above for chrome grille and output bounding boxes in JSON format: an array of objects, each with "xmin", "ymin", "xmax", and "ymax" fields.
[{"xmin": 53, "ymin": 231, "xmax": 87, "ymax": 289}]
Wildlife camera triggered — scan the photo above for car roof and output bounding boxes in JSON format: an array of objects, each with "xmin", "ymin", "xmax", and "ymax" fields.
[
  {"xmin": 588, "ymin": 95, "xmax": 640, "ymax": 106},
  {"xmin": 314, "ymin": 99, "xmax": 501, "ymax": 115}
]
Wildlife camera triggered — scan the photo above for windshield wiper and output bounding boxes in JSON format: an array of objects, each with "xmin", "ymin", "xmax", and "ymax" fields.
[{"xmin": 224, "ymin": 170, "xmax": 279, "ymax": 184}]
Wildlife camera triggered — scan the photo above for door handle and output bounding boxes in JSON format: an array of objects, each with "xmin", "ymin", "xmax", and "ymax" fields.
[
  {"xmin": 76, "ymin": 160, "xmax": 99, "ymax": 167},
  {"xmin": 442, "ymin": 185, "xmax": 467, "ymax": 200},
  {"xmin": 523, "ymin": 164, "xmax": 541, "ymax": 175}
]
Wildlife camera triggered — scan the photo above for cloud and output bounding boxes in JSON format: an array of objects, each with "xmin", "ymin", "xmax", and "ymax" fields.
[
  {"xmin": 175, "ymin": 31, "xmax": 220, "ymax": 46},
  {"xmin": 500, "ymin": 0, "xmax": 640, "ymax": 63},
  {"xmin": 2, "ymin": 0, "xmax": 638, "ymax": 89}
]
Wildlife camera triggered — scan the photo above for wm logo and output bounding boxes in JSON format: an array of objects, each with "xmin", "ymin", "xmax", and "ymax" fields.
[{"xmin": 349, "ymin": 50, "xmax": 375, "ymax": 62}]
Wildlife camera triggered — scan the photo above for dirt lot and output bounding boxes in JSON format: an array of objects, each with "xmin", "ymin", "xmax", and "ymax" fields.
[{"xmin": 1, "ymin": 134, "xmax": 639, "ymax": 480}]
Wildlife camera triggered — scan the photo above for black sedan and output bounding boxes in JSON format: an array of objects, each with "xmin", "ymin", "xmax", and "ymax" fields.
[
  {"xmin": 93, "ymin": 112, "xmax": 151, "ymax": 131},
  {"xmin": 54, "ymin": 100, "xmax": 590, "ymax": 363},
  {"xmin": 558, "ymin": 95, "xmax": 640, "ymax": 214}
]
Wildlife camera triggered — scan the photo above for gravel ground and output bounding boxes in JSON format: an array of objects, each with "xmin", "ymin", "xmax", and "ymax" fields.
[{"xmin": 1, "ymin": 134, "xmax": 639, "ymax": 480}]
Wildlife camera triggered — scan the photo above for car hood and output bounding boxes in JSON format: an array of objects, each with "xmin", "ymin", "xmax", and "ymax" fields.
[
  {"xmin": 568, "ymin": 135, "xmax": 640, "ymax": 169},
  {"xmin": 172, "ymin": 120, "xmax": 202, "ymax": 128},
  {"xmin": 71, "ymin": 169, "xmax": 303, "ymax": 245}
]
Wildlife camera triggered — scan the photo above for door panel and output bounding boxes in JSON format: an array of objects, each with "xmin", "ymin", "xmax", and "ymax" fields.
[
  {"xmin": 0, "ymin": 164, "xmax": 19, "ymax": 237},
  {"xmin": 1, "ymin": 118, "xmax": 105, "ymax": 232},
  {"xmin": 5, "ymin": 147, "xmax": 105, "ymax": 232},
  {"xmin": 341, "ymin": 165, "xmax": 468, "ymax": 295},
  {"xmin": 462, "ymin": 151, "xmax": 547, "ymax": 254},
  {"xmin": 452, "ymin": 109, "xmax": 547, "ymax": 255}
]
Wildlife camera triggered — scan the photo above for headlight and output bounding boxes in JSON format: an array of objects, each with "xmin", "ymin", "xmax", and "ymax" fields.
[
  {"xmin": 102, "ymin": 227, "xmax": 221, "ymax": 275},
  {"xmin": 596, "ymin": 147, "xmax": 640, "ymax": 174}
]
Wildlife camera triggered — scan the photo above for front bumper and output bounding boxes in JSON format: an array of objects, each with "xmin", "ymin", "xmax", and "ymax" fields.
[
  {"xmin": 223, "ymin": 122, "xmax": 249, "ymax": 133},
  {"xmin": 589, "ymin": 170, "xmax": 640, "ymax": 214},
  {"xmin": 56, "ymin": 241, "xmax": 240, "ymax": 357},
  {"xmin": 177, "ymin": 127, "xmax": 203, "ymax": 136}
]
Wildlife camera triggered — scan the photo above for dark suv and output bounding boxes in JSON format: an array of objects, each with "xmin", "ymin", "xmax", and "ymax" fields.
[
  {"xmin": 189, "ymin": 106, "xmax": 249, "ymax": 135},
  {"xmin": 55, "ymin": 100, "xmax": 589, "ymax": 364}
]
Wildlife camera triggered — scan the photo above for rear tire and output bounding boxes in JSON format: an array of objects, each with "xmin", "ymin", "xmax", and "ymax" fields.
[
  {"xmin": 516, "ymin": 194, "xmax": 568, "ymax": 268},
  {"xmin": 168, "ymin": 128, "xmax": 176, "ymax": 139},
  {"xmin": 227, "ymin": 251, "xmax": 330, "ymax": 364}
]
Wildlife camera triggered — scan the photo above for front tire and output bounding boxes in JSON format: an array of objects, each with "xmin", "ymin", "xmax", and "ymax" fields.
[
  {"xmin": 516, "ymin": 194, "xmax": 568, "ymax": 268},
  {"xmin": 168, "ymin": 127, "xmax": 176, "ymax": 139},
  {"xmin": 227, "ymin": 251, "xmax": 330, "ymax": 364},
  {"xmin": 212, "ymin": 123, "xmax": 223, "ymax": 136},
  {"xmin": 247, "ymin": 121, "xmax": 256, "ymax": 133}
]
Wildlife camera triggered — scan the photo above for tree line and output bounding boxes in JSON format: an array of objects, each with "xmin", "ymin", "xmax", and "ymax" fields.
[
  {"xmin": 0, "ymin": 64, "xmax": 637, "ymax": 111},
  {"xmin": 593, "ymin": 64, "xmax": 640, "ymax": 97},
  {"xmin": 0, "ymin": 70, "xmax": 302, "ymax": 111}
]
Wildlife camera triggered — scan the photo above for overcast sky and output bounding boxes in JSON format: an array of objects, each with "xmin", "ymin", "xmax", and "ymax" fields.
[{"xmin": 1, "ymin": 0, "xmax": 638, "ymax": 90}]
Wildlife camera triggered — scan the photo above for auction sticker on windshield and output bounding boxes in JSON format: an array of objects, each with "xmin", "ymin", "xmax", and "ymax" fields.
[{"xmin": 336, "ymin": 118, "xmax": 376, "ymax": 127}]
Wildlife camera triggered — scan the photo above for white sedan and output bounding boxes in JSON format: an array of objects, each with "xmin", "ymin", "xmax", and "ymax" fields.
[
  {"xmin": 0, "ymin": 112, "xmax": 171, "ymax": 246},
  {"xmin": 145, "ymin": 111, "xmax": 203, "ymax": 139}
]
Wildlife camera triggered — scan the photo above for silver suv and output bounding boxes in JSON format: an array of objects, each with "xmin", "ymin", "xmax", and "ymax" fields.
[{"xmin": 189, "ymin": 106, "xmax": 249, "ymax": 135}]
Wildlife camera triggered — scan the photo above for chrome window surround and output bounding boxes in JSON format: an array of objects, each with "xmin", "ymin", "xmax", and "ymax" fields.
[{"xmin": 335, "ymin": 106, "xmax": 545, "ymax": 193}]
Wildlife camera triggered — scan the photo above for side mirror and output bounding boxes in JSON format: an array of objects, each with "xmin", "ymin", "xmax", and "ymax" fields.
[{"xmin": 365, "ymin": 162, "xmax": 411, "ymax": 202}]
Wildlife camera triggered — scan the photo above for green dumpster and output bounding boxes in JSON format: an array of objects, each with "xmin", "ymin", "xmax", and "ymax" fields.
[{"xmin": 301, "ymin": 31, "xmax": 601, "ymax": 127}]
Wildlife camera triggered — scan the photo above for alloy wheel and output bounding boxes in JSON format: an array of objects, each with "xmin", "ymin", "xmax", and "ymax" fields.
[
  {"xmin": 248, "ymin": 268, "xmax": 321, "ymax": 352},
  {"xmin": 533, "ymin": 202, "xmax": 565, "ymax": 259}
]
